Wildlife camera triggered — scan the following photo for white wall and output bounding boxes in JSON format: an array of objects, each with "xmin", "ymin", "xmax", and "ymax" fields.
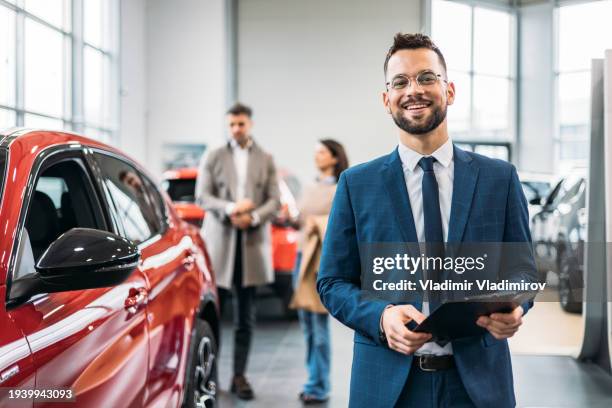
[
  {"xmin": 238, "ymin": 0, "xmax": 422, "ymax": 183},
  {"xmin": 518, "ymin": 2, "xmax": 555, "ymax": 174},
  {"xmin": 119, "ymin": 0, "xmax": 148, "ymax": 165},
  {"xmin": 119, "ymin": 0, "xmax": 226, "ymax": 177},
  {"xmin": 145, "ymin": 0, "xmax": 226, "ymax": 177}
]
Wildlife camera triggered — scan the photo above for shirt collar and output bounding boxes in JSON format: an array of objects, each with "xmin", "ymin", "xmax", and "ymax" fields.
[
  {"xmin": 397, "ymin": 138, "xmax": 453, "ymax": 172},
  {"xmin": 229, "ymin": 137, "xmax": 253, "ymax": 150},
  {"xmin": 317, "ymin": 175, "xmax": 337, "ymax": 185}
]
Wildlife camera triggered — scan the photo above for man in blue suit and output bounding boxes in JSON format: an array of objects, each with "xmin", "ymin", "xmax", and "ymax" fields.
[{"xmin": 317, "ymin": 33, "xmax": 537, "ymax": 407}]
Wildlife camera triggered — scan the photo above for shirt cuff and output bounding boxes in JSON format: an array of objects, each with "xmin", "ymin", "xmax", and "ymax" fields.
[
  {"xmin": 379, "ymin": 304, "xmax": 395, "ymax": 333},
  {"xmin": 250, "ymin": 211, "xmax": 261, "ymax": 227},
  {"xmin": 225, "ymin": 203, "xmax": 236, "ymax": 216}
]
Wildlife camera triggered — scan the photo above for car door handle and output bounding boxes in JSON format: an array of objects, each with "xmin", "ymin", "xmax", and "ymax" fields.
[
  {"xmin": 124, "ymin": 287, "xmax": 148, "ymax": 313},
  {"xmin": 182, "ymin": 253, "xmax": 196, "ymax": 269}
]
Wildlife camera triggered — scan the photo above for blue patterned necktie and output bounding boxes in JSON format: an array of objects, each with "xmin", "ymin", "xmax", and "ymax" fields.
[{"xmin": 418, "ymin": 156, "xmax": 444, "ymax": 312}]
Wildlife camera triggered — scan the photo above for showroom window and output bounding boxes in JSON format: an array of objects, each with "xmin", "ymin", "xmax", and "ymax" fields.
[
  {"xmin": 555, "ymin": 0, "xmax": 612, "ymax": 173},
  {"xmin": 0, "ymin": 0, "xmax": 119, "ymax": 143},
  {"xmin": 430, "ymin": 0, "xmax": 516, "ymax": 147}
]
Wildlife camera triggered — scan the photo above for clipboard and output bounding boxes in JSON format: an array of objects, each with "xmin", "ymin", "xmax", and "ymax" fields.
[{"xmin": 409, "ymin": 290, "xmax": 537, "ymax": 342}]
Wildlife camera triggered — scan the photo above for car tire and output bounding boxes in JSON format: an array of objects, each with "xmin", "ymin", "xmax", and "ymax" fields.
[
  {"xmin": 558, "ymin": 253, "xmax": 582, "ymax": 314},
  {"xmin": 182, "ymin": 319, "xmax": 218, "ymax": 408}
]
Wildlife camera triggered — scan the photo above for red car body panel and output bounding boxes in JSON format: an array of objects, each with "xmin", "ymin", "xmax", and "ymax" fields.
[
  {"xmin": 173, "ymin": 203, "xmax": 205, "ymax": 226},
  {"xmin": 0, "ymin": 130, "xmax": 217, "ymax": 407},
  {"xmin": 0, "ymin": 286, "xmax": 37, "ymax": 408}
]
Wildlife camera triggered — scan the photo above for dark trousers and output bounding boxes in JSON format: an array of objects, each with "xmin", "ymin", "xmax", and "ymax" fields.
[
  {"xmin": 219, "ymin": 230, "xmax": 256, "ymax": 376},
  {"xmin": 394, "ymin": 362, "xmax": 476, "ymax": 408}
]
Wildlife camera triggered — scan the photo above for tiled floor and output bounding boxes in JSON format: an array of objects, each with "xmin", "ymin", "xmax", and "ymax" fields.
[{"xmin": 215, "ymin": 298, "xmax": 612, "ymax": 407}]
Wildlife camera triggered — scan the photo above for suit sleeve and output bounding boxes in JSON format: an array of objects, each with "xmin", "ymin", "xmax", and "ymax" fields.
[
  {"xmin": 502, "ymin": 165, "xmax": 539, "ymax": 315},
  {"xmin": 195, "ymin": 151, "xmax": 233, "ymax": 220},
  {"xmin": 253, "ymin": 154, "xmax": 281, "ymax": 224},
  {"xmin": 317, "ymin": 172, "xmax": 390, "ymax": 345}
]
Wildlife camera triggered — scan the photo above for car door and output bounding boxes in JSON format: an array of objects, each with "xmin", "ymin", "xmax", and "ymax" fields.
[
  {"xmin": 532, "ymin": 179, "xmax": 566, "ymax": 272},
  {"xmin": 1, "ymin": 147, "xmax": 35, "ymax": 408},
  {"xmin": 0, "ymin": 299, "xmax": 35, "ymax": 408},
  {"xmin": 92, "ymin": 151, "xmax": 204, "ymax": 407},
  {"xmin": 6, "ymin": 148, "xmax": 149, "ymax": 408}
]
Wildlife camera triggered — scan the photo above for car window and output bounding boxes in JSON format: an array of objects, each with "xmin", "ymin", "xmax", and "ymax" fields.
[
  {"xmin": 551, "ymin": 177, "xmax": 580, "ymax": 208},
  {"xmin": 142, "ymin": 176, "xmax": 169, "ymax": 228},
  {"xmin": 95, "ymin": 153, "xmax": 162, "ymax": 244},
  {"xmin": 529, "ymin": 181, "xmax": 552, "ymax": 198},
  {"xmin": 521, "ymin": 183, "xmax": 538, "ymax": 203},
  {"xmin": 23, "ymin": 159, "xmax": 103, "ymax": 264},
  {"xmin": 163, "ymin": 178, "xmax": 196, "ymax": 202},
  {"xmin": 559, "ymin": 179, "xmax": 585, "ymax": 205}
]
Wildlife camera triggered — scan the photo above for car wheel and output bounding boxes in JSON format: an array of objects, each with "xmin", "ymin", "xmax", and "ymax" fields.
[
  {"xmin": 558, "ymin": 254, "xmax": 582, "ymax": 314},
  {"xmin": 183, "ymin": 319, "xmax": 217, "ymax": 408}
]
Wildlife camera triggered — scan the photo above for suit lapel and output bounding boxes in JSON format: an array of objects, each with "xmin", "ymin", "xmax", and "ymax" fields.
[
  {"xmin": 447, "ymin": 145, "xmax": 479, "ymax": 243},
  {"xmin": 222, "ymin": 143, "xmax": 238, "ymax": 200},
  {"xmin": 245, "ymin": 142, "xmax": 259, "ymax": 198},
  {"xmin": 382, "ymin": 148, "xmax": 418, "ymax": 243}
]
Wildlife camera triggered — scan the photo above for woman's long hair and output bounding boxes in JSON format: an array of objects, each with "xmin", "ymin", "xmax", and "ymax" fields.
[{"xmin": 319, "ymin": 139, "xmax": 349, "ymax": 181}]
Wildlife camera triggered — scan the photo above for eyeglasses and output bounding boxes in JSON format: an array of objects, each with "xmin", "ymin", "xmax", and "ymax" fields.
[{"xmin": 386, "ymin": 70, "xmax": 448, "ymax": 91}]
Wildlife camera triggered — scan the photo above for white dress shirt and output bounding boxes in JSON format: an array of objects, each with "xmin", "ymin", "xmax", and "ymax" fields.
[
  {"xmin": 225, "ymin": 138, "xmax": 260, "ymax": 226},
  {"xmin": 231, "ymin": 138, "xmax": 250, "ymax": 201},
  {"xmin": 397, "ymin": 138, "xmax": 454, "ymax": 356}
]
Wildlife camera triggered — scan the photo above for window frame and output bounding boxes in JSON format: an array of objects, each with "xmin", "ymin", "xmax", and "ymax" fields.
[
  {"xmin": 6, "ymin": 145, "xmax": 110, "ymax": 307},
  {"xmin": 427, "ymin": 0, "xmax": 518, "ymax": 150},
  {"xmin": 0, "ymin": 0, "xmax": 120, "ymax": 142}
]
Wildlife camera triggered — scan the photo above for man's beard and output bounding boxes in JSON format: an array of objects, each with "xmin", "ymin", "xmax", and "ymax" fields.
[{"xmin": 392, "ymin": 103, "xmax": 447, "ymax": 135}]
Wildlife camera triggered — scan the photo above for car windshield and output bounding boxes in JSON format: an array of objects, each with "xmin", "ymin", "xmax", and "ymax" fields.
[
  {"xmin": 521, "ymin": 181, "xmax": 552, "ymax": 202},
  {"xmin": 527, "ymin": 181, "xmax": 551, "ymax": 198},
  {"xmin": 164, "ymin": 178, "xmax": 196, "ymax": 203},
  {"xmin": 0, "ymin": 148, "xmax": 7, "ymax": 207}
]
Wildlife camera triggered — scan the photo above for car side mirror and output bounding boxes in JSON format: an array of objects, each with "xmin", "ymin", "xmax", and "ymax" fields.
[
  {"xmin": 9, "ymin": 228, "xmax": 140, "ymax": 302},
  {"xmin": 529, "ymin": 197, "xmax": 543, "ymax": 206}
]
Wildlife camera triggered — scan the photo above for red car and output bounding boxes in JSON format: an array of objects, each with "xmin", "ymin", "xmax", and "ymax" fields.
[
  {"xmin": 0, "ymin": 129, "xmax": 219, "ymax": 408},
  {"xmin": 162, "ymin": 168, "xmax": 299, "ymax": 316}
]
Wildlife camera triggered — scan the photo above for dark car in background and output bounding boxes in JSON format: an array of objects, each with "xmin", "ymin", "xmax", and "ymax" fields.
[
  {"xmin": 162, "ymin": 167, "xmax": 300, "ymax": 317},
  {"xmin": 531, "ymin": 170, "xmax": 587, "ymax": 313},
  {"xmin": 519, "ymin": 172, "xmax": 557, "ymax": 220},
  {"xmin": 0, "ymin": 129, "xmax": 219, "ymax": 408}
]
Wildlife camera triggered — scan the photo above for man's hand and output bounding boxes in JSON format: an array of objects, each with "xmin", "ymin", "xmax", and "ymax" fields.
[
  {"xmin": 233, "ymin": 198, "xmax": 255, "ymax": 215},
  {"xmin": 381, "ymin": 305, "xmax": 432, "ymax": 355},
  {"xmin": 476, "ymin": 305, "xmax": 524, "ymax": 340},
  {"xmin": 230, "ymin": 212, "xmax": 253, "ymax": 230}
]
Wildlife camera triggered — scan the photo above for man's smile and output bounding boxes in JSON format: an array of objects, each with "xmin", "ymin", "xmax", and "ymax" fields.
[{"xmin": 401, "ymin": 100, "xmax": 432, "ymax": 115}]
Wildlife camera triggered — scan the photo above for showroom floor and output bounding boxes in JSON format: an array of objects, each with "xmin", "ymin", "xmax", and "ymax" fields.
[
  {"xmin": 216, "ymin": 298, "xmax": 612, "ymax": 407},
  {"xmin": 509, "ymin": 287, "xmax": 584, "ymax": 355}
]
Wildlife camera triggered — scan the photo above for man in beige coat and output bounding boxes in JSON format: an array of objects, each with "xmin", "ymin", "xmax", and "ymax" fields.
[{"xmin": 195, "ymin": 102, "xmax": 280, "ymax": 400}]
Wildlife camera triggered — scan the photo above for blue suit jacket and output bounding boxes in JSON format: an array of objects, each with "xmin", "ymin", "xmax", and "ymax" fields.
[{"xmin": 317, "ymin": 145, "xmax": 537, "ymax": 408}]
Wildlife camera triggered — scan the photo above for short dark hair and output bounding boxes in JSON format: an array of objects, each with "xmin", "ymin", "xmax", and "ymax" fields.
[
  {"xmin": 383, "ymin": 33, "xmax": 447, "ymax": 77},
  {"xmin": 319, "ymin": 139, "xmax": 349, "ymax": 181},
  {"xmin": 226, "ymin": 102, "xmax": 252, "ymax": 118}
]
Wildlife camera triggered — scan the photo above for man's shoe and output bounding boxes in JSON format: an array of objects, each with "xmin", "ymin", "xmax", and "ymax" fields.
[
  {"xmin": 230, "ymin": 375, "xmax": 255, "ymax": 400},
  {"xmin": 299, "ymin": 392, "xmax": 329, "ymax": 405}
]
